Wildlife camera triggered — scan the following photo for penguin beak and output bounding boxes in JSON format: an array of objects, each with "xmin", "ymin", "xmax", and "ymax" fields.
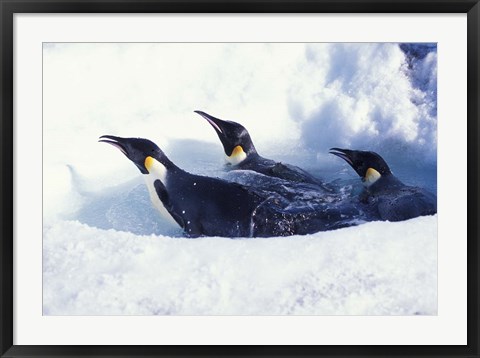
[
  {"xmin": 99, "ymin": 135, "xmax": 129, "ymax": 157},
  {"xmin": 99, "ymin": 135, "xmax": 156, "ymax": 175},
  {"xmin": 329, "ymin": 148, "xmax": 354, "ymax": 166},
  {"xmin": 194, "ymin": 110, "xmax": 225, "ymax": 134}
]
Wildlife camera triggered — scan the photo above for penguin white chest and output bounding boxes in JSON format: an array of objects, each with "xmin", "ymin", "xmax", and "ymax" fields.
[{"xmin": 143, "ymin": 156, "xmax": 179, "ymax": 227}]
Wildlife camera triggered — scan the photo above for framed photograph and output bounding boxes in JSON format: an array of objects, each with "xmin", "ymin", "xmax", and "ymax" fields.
[{"xmin": 1, "ymin": 1, "xmax": 479, "ymax": 357}]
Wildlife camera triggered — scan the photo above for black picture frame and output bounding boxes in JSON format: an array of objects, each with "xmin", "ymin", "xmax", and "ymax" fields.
[{"xmin": 1, "ymin": 1, "xmax": 479, "ymax": 357}]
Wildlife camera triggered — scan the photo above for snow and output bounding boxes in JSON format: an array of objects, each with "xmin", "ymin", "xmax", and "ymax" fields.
[
  {"xmin": 43, "ymin": 216, "xmax": 437, "ymax": 315},
  {"xmin": 42, "ymin": 43, "xmax": 437, "ymax": 315}
]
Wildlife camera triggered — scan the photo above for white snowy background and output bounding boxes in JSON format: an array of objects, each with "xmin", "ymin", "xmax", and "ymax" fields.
[{"xmin": 43, "ymin": 43, "xmax": 437, "ymax": 315}]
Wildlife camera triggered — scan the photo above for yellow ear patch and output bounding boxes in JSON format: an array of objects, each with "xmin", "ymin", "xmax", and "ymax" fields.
[
  {"xmin": 365, "ymin": 167, "xmax": 381, "ymax": 186},
  {"xmin": 226, "ymin": 145, "xmax": 247, "ymax": 165},
  {"xmin": 144, "ymin": 156, "xmax": 154, "ymax": 172},
  {"xmin": 230, "ymin": 146, "xmax": 244, "ymax": 157}
]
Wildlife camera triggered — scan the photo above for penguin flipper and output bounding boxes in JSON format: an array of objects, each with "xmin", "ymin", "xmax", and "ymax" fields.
[
  {"xmin": 153, "ymin": 180, "xmax": 186, "ymax": 229},
  {"xmin": 183, "ymin": 224, "xmax": 204, "ymax": 238}
]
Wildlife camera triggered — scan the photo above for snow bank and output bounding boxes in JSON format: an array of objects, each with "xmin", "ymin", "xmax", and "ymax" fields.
[{"xmin": 43, "ymin": 215, "xmax": 437, "ymax": 316}]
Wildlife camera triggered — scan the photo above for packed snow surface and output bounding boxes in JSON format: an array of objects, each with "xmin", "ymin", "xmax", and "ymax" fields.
[
  {"xmin": 43, "ymin": 43, "xmax": 437, "ymax": 315},
  {"xmin": 43, "ymin": 216, "xmax": 437, "ymax": 315}
]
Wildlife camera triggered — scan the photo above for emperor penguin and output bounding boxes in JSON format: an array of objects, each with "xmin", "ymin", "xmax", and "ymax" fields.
[
  {"xmin": 329, "ymin": 148, "xmax": 437, "ymax": 222},
  {"xmin": 194, "ymin": 110, "xmax": 330, "ymax": 190},
  {"xmin": 99, "ymin": 135, "xmax": 359, "ymax": 237},
  {"xmin": 99, "ymin": 135, "xmax": 268, "ymax": 237}
]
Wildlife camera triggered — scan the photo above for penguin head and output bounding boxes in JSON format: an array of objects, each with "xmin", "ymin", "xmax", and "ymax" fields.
[
  {"xmin": 194, "ymin": 110, "xmax": 257, "ymax": 165},
  {"xmin": 99, "ymin": 135, "xmax": 173, "ymax": 175},
  {"xmin": 329, "ymin": 148, "xmax": 392, "ymax": 187}
]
